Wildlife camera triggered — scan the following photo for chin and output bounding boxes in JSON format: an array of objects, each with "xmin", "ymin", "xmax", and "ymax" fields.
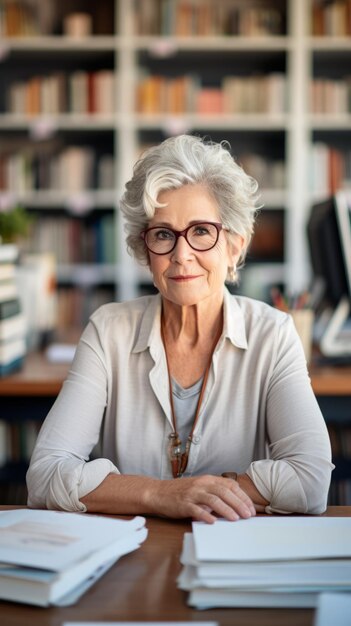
[{"xmin": 161, "ymin": 291, "xmax": 203, "ymax": 307}]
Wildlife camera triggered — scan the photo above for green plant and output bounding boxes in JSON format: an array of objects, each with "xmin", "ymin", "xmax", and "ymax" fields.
[{"xmin": 0, "ymin": 205, "xmax": 32, "ymax": 244}]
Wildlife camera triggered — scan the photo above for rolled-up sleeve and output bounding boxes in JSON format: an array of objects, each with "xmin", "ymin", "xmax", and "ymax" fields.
[
  {"xmin": 26, "ymin": 321, "xmax": 119, "ymax": 511},
  {"xmin": 246, "ymin": 315, "xmax": 334, "ymax": 514}
]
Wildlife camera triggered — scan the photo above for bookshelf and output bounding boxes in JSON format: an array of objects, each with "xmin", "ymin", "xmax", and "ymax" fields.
[{"xmin": 1, "ymin": 0, "xmax": 349, "ymax": 311}]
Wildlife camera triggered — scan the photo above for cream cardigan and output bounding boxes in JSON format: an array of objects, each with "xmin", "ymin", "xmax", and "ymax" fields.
[{"xmin": 27, "ymin": 289, "xmax": 333, "ymax": 514}]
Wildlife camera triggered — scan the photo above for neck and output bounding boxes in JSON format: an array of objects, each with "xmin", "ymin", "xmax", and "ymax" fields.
[{"xmin": 161, "ymin": 296, "xmax": 224, "ymax": 346}]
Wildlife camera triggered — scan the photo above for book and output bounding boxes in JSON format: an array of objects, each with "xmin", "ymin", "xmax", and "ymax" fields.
[
  {"xmin": 0, "ymin": 313, "xmax": 26, "ymax": 341},
  {"xmin": 15, "ymin": 252, "xmax": 57, "ymax": 350},
  {"xmin": 0, "ymin": 264, "xmax": 15, "ymax": 281},
  {"xmin": 0, "ymin": 244, "xmax": 18, "ymax": 263},
  {"xmin": 0, "ymin": 336, "xmax": 26, "ymax": 365},
  {"xmin": 0, "ymin": 509, "xmax": 147, "ymax": 607},
  {"xmin": 0, "ymin": 281, "xmax": 18, "ymax": 302},
  {"xmin": 0, "ymin": 355, "xmax": 24, "ymax": 376},
  {"xmin": 0, "ymin": 247, "xmax": 26, "ymax": 376},
  {"xmin": 178, "ymin": 517, "xmax": 351, "ymax": 608}
]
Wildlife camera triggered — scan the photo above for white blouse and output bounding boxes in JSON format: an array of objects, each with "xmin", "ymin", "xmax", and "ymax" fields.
[{"xmin": 26, "ymin": 288, "xmax": 333, "ymax": 515}]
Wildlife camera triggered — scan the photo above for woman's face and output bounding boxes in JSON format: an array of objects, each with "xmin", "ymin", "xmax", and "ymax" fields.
[{"xmin": 146, "ymin": 184, "xmax": 244, "ymax": 308}]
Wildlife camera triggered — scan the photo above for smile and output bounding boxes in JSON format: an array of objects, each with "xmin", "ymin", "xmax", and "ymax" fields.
[{"xmin": 169, "ymin": 275, "xmax": 201, "ymax": 282}]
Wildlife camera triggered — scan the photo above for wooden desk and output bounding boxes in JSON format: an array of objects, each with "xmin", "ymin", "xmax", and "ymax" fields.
[
  {"xmin": 0, "ymin": 352, "xmax": 68, "ymax": 397},
  {"xmin": 0, "ymin": 506, "xmax": 350, "ymax": 626},
  {"xmin": 309, "ymin": 363, "xmax": 351, "ymax": 396}
]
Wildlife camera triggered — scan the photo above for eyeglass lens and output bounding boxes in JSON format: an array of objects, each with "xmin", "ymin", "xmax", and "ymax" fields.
[{"xmin": 144, "ymin": 223, "xmax": 220, "ymax": 253}]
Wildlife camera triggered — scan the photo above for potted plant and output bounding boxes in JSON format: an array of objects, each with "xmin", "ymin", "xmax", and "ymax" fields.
[{"xmin": 0, "ymin": 204, "xmax": 32, "ymax": 245}]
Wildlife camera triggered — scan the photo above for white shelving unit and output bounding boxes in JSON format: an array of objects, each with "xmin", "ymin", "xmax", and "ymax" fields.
[{"xmin": 0, "ymin": 0, "xmax": 350, "ymax": 310}]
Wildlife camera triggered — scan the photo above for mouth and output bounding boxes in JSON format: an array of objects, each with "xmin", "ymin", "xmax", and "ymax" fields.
[{"xmin": 168, "ymin": 275, "xmax": 201, "ymax": 282}]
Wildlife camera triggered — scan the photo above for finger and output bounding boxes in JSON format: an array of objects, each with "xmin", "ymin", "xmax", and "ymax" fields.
[
  {"xmin": 226, "ymin": 480, "xmax": 256, "ymax": 516},
  {"xmin": 192, "ymin": 504, "xmax": 230, "ymax": 524},
  {"xmin": 192, "ymin": 505, "xmax": 217, "ymax": 524},
  {"xmin": 201, "ymin": 492, "xmax": 243, "ymax": 521},
  {"xmin": 210, "ymin": 484, "xmax": 255, "ymax": 519}
]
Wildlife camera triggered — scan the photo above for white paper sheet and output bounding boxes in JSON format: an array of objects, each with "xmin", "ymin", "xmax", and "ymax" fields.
[
  {"xmin": 180, "ymin": 532, "xmax": 351, "ymax": 584},
  {"xmin": 0, "ymin": 509, "xmax": 145, "ymax": 571},
  {"xmin": 314, "ymin": 593, "xmax": 351, "ymax": 626},
  {"xmin": 192, "ymin": 517, "xmax": 351, "ymax": 562}
]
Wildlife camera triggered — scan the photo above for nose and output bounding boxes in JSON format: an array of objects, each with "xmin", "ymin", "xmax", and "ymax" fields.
[{"xmin": 170, "ymin": 233, "xmax": 194, "ymax": 261}]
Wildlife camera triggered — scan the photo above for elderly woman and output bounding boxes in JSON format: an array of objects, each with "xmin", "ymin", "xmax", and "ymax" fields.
[{"xmin": 27, "ymin": 135, "xmax": 333, "ymax": 522}]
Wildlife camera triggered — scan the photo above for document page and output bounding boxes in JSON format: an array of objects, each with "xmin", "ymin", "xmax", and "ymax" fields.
[
  {"xmin": 192, "ymin": 517, "xmax": 351, "ymax": 562},
  {"xmin": 314, "ymin": 593, "xmax": 351, "ymax": 626},
  {"xmin": 0, "ymin": 509, "xmax": 146, "ymax": 571}
]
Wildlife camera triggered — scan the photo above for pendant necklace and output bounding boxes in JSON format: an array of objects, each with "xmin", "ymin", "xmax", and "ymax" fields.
[{"xmin": 161, "ymin": 316, "xmax": 222, "ymax": 478}]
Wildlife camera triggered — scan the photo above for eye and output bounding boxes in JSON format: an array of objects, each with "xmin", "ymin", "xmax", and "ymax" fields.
[
  {"xmin": 153, "ymin": 228, "xmax": 174, "ymax": 240},
  {"xmin": 192, "ymin": 224, "xmax": 211, "ymax": 236}
]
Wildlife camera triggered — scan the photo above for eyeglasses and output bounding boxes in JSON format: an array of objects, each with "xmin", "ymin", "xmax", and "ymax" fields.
[{"xmin": 140, "ymin": 221, "xmax": 224, "ymax": 255}]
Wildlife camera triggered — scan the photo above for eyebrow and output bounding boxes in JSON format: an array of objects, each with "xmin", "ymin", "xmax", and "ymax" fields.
[{"xmin": 148, "ymin": 220, "xmax": 215, "ymax": 228}]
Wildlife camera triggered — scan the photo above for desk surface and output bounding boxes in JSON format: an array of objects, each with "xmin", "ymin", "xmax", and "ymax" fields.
[
  {"xmin": 0, "ymin": 350, "xmax": 350, "ymax": 396},
  {"xmin": 0, "ymin": 506, "xmax": 350, "ymax": 626}
]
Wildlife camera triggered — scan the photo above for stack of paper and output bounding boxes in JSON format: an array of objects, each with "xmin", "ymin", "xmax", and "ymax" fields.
[
  {"xmin": 178, "ymin": 517, "xmax": 351, "ymax": 609},
  {"xmin": 0, "ymin": 509, "xmax": 147, "ymax": 607}
]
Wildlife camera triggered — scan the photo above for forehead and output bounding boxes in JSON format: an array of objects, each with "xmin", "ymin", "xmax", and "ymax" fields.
[{"xmin": 153, "ymin": 184, "xmax": 220, "ymax": 225}]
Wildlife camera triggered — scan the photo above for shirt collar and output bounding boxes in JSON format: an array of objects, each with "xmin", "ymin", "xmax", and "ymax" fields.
[
  {"xmin": 222, "ymin": 287, "xmax": 248, "ymax": 350},
  {"xmin": 132, "ymin": 293, "xmax": 163, "ymax": 354},
  {"xmin": 132, "ymin": 288, "xmax": 248, "ymax": 354}
]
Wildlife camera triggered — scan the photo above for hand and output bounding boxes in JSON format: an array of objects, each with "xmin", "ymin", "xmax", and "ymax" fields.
[{"xmin": 145, "ymin": 474, "xmax": 256, "ymax": 524}]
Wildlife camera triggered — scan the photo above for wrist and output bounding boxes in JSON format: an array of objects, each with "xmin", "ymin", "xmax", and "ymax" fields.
[
  {"xmin": 221, "ymin": 471, "xmax": 238, "ymax": 481},
  {"xmin": 237, "ymin": 473, "xmax": 269, "ymax": 511}
]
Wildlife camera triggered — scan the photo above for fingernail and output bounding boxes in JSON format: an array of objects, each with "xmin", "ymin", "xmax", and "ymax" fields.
[{"xmin": 230, "ymin": 511, "xmax": 239, "ymax": 521}]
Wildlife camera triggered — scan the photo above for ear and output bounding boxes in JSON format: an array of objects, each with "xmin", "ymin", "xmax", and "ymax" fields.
[{"xmin": 226, "ymin": 232, "xmax": 246, "ymax": 266}]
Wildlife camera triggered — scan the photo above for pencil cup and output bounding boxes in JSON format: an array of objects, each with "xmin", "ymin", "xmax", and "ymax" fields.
[{"xmin": 290, "ymin": 309, "xmax": 314, "ymax": 364}]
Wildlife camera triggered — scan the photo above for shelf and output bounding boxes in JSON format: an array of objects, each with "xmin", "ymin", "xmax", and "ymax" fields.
[
  {"xmin": 0, "ymin": 114, "xmax": 116, "ymax": 131},
  {"xmin": 0, "ymin": 0, "xmax": 349, "ymax": 309},
  {"xmin": 134, "ymin": 113, "xmax": 289, "ymax": 131},
  {"xmin": 309, "ymin": 37, "xmax": 351, "ymax": 51},
  {"xmin": 131, "ymin": 35, "xmax": 291, "ymax": 52},
  {"xmin": 0, "ymin": 190, "xmax": 116, "ymax": 210},
  {"xmin": 308, "ymin": 115, "xmax": 351, "ymax": 130},
  {"xmin": 0, "ymin": 36, "xmax": 118, "ymax": 52}
]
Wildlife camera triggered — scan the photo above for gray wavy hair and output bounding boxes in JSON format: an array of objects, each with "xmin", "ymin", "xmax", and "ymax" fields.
[{"xmin": 120, "ymin": 134, "xmax": 260, "ymax": 281}]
